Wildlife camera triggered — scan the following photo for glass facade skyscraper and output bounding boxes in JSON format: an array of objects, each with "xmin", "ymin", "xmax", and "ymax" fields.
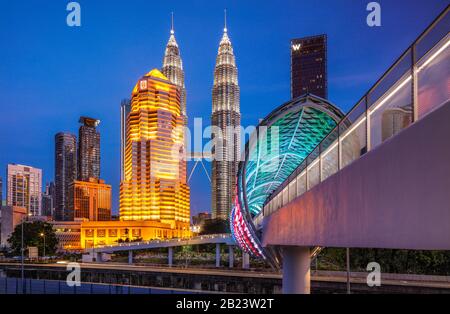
[
  {"xmin": 69, "ymin": 178, "xmax": 111, "ymax": 221},
  {"xmin": 211, "ymin": 20, "xmax": 241, "ymax": 221},
  {"xmin": 55, "ymin": 132, "xmax": 77, "ymax": 221},
  {"xmin": 120, "ymin": 99, "xmax": 131, "ymax": 182},
  {"xmin": 78, "ymin": 117, "xmax": 101, "ymax": 181},
  {"xmin": 291, "ymin": 34, "xmax": 327, "ymax": 99},
  {"xmin": 41, "ymin": 182, "xmax": 55, "ymax": 217}
]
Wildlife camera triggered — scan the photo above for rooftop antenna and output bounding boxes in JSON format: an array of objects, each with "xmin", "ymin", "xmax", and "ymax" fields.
[
  {"xmin": 171, "ymin": 12, "xmax": 174, "ymax": 35},
  {"xmin": 224, "ymin": 9, "xmax": 227, "ymax": 33}
]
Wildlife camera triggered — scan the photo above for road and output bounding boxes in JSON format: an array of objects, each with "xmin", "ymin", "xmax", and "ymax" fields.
[{"xmin": 1, "ymin": 262, "xmax": 449, "ymax": 290}]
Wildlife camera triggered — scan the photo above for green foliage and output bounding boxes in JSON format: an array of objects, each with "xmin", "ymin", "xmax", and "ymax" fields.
[
  {"xmin": 7, "ymin": 221, "xmax": 58, "ymax": 256},
  {"xmin": 318, "ymin": 248, "xmax": 450, "ymax": 275},
  {"xmin": 200, "ymin": 219, "xmax": 229, "ymax": 235},
  {"xmin": 117, "ymin": 237, "xmax": 143, "ymax": 243}
]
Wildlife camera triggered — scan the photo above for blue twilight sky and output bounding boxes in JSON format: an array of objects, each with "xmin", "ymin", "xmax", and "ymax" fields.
[{"xmin": 0, "ymin": 0, "xmax": 447, "ymax": 216}]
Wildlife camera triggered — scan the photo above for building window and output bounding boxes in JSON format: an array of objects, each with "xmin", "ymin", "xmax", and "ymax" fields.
[
  {"xmin": 132, "ymin": 229, "xmax": 141, "ymax": 238},
  {"xmin": 97, "ymin": 229, "xmax": 106, "ymax": 237},
  {"xmin": 85, "ymin": 229, "xmax": 94, "ymax": 238},
  {"xmin": 120, "ymin": 228, "xmax": 129, "ymax": 237},
  {"xmin": 108, "ymin": 229, "xmax": 118, "ymax": 237}
]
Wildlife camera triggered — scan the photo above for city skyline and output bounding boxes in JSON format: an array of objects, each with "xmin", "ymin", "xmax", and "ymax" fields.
[{"xmin": 0, "ymin": 0, "xmax": 447, "ymax": 216}]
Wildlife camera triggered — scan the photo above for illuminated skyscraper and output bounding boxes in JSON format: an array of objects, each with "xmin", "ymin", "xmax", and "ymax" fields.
[
  {"xmin": 68, "ymin": 178, "xmax": 111, "ymax": 221},
  {"xmin": 162, "ymin": 14, "xmax": 186, "ymax": 119},
  {"xmin": 78, "ymin": 117, "xmax": 101, "ymax": 181},
  {"xmin": 6, "ymin": 164, "xmax": 42, "ymax": 216},
  {"xmin": 211, "ymin": 13, "xmax": 241, "ymax": 221},
  {"xmin": 120, "ymin": 69, "xmax": 190, "ymax": 231},
  {"xmin": 55, "ymin": 132, "xmax": 77, "ymax": 221},
  {"xmin": 291, "ymin": 34, "xmax": 327, "ymax": 99}
]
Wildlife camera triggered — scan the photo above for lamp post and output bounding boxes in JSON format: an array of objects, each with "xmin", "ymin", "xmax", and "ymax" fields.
[
  {"xmin": 40, "ymin": 232, "xmax": 46, "ymax": 260},
  {"xmin": 20, "ymin": 213, "xmax": 31, "ymax": 294},
  {"xmin": 21, "ymin": 216, "xmax": 24, "ymax": 294}
]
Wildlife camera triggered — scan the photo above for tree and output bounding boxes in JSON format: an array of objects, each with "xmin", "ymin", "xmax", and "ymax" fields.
[
  {"xmin": 7, "ymin": 221, "xmax": 58, "ymax": 257},
  {"xmin": 200, "ymin": 219, "xmax": 230, "ymax": 235}
]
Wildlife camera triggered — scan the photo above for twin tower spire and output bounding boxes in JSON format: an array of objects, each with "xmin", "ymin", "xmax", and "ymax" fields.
[
  {"xmin": 161, "ymin": 10, "xmax": 239, "ymax": 115},
  {"xmin": 161, "ymin": 11, "xmax": 241, "ymax": 221}
]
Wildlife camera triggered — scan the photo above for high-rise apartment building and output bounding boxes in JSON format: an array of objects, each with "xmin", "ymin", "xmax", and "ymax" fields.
[
  {"xmin": 6, "ymin": 164, "xmax": 42, "ymax": 216},
  {"xmin": 55, "ymin": 132, "xmax": 77, "ymax": 221},
  {"xmin": 78, "ymin": 117, "xmax": 101, "ymax": 181},
  {"xmin": 68, "ymin": 178, "xmax": 111, "ymax": 221},
  {"xmin": 119, "ymin": 69, "xmax": 190, "ymax": 231},
  {"xmin": 211, "ymin": 18, "xmax": 241, "ymax": 221},
  {"xmin": 291, "ymin": 34, "xmax": 327, "ymax": 99}
]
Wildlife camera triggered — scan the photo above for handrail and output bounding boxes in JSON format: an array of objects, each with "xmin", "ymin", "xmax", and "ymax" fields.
[{"xmin": 263, "ymin": 7, "xmax": 450, "ymax": 214}]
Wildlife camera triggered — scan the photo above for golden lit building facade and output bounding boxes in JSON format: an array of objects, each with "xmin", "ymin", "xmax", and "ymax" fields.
[
  {"xmin": 68, "ymin": 178, "xmax": 112, "ymax": 221},
  {"xmin": 80, "ymin": 220, "xmax": 186, "ymax": 248},
  {"xmin": 120, "ymin": 69, "xmax": 190, "ymax": 236}
]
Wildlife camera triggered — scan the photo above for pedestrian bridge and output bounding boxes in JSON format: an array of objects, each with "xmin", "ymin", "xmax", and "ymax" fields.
[
  {"xmin": 86, "ymin": 234, "xmax": 235, "ymax": 254},
  {"xmin": 231, "ymin": 8, "xmax": 450, "ymax": 293},
  {"xmin": 84, "ymin": 234, "xmax": 244, "ymax": 268}
]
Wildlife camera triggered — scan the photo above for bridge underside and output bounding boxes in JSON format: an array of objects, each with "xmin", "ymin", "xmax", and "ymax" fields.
[{"xmin": 263, "ymin": 102, "xmax": 450, "ymax": 250}]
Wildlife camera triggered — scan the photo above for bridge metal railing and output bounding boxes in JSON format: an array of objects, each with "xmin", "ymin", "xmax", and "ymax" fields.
[
  {"xmin": 263, "ymin": 7, "xmax": 450, "ymax": 217},
  {"xmin": 0, "ymin": 277, "xmax": 204, "ymax": 294},
  {"xmin": 91, "ymin": 233, "xmax": 233, "ymax": 251}
]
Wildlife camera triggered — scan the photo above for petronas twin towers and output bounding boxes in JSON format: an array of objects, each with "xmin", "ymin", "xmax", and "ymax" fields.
[{"xmin": 161, "ymin": 13, "xmax": 240, "ymax": 221}]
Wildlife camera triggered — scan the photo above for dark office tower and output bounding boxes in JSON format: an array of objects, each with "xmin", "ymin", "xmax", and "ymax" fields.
[
  {"xmin": 42, "ymin": 182, "xmax": 55, "ymax": 217},
  {"xmin": 162, "ymin": 13, "xmax": 187, "ymax": 120},
  {"xmin": 291, "ymin": 34, "xmax": 327, "ymax": 99},
  {"xmin": 211, "ymin": 13, "xmax": 241, "ymax": 221},
  {"xmin": 78, "ymin": 117, "xmax": 101, "ymax": 181},
  {"xmin": 120, "ymin": 99, "xmax": 131, "ymax": 182},
  {"xmin": 55, "ymin": 132, "xmax": 77, "ymax": 221}
]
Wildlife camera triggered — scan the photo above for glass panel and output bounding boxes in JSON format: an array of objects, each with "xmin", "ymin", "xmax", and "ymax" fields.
[
  {"xmin": 282, "ymin": 186, "xmax": 289, "ymax": 206},
  {"xmin": 369, "ymin": 72, "xmax": 413, "ymax": 149},
  {"xmin": 415, "ymin": 11, "xmax": 450, "ymax": 62},
  {"xmin": 307, "ymin": 160, "xmax": 320, "ymax": 190},
  {"xmin": 321, "ymin": 126, "xmax": 339, "ymax": 181},
  {"xmin": 296, "ymin": 171, "xmax": 307, "ymax": 196},
  {"xmin": 288, "ymin": 180, "xmax": 296, "ymax": 202},
  {"xmin": 417, "ymin": 35, "xmax": 450, "ymax": 118},
  {"xmin": 368, "ymin": 50, "xmax": 412, "ymax": 108},
  {"xmin": 340, "ymin": 114, "xmax": 367, "ymax": 169}
]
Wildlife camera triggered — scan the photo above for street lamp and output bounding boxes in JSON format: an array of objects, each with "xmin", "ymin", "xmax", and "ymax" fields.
[
  {"xmin": 21, "ymin": 213, "xmax": 31, "ymax": 294},
  {"xmin": 40, "ymin": 232, "xmax": 46, "ymax": 260}
]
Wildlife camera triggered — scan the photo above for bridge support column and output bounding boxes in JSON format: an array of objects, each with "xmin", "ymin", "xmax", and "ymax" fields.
[
  {"xmin": 215, "ymin": 243, "xmax": 221, "ymax": 268},
  {"xmin": 228, "ymin": 246, "xmax": 234, "ymax": 268},
  {"xmin": 95, "ymin": 252, "xmax": 103, "ymax": 263},
  {"xmin": 168, "ymin": 247, "xmax": 173, "ymax": 267},
  {"xmin": 128, "ymin": 251, "xmax": 133, "ymax": 265},
  {"xmin": 242, "ymin": 252, "xmax": 250, "ymax": 269},
  {"xmin": 282, "ymin": 246, "xmax": 310, "ymax": 294}
]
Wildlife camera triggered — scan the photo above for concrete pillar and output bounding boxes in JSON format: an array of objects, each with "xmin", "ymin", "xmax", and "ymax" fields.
[
  {"xmin": 242, "ymin": 252, "xmax": 250, "ymax": 269},
  {"xmin": 228, "ymin": 246, "xmax": 234, "ymax": 268},
  {"xmin": 95, "ymin": 252, "xmax": 103, "ymax": 263},
  {"xmin": 168, "ymin": 247, "xmax": 173, "ymax": 267},
  {"xmin": 215, "ymin": 243, "xmax": 221, "ymax": 268},
  {"xmin": 128, "ymin": 251, "xmax": 133, "ymax": 265},
  {"xmin": 282, "ymin": 246, "xmax": 310, "ymax": 294}
]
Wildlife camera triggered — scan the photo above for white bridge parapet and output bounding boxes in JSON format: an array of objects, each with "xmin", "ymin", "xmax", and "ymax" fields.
[{"xmin": 85, "ymin": 233, "xmax": 235, "ymax": 254}]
